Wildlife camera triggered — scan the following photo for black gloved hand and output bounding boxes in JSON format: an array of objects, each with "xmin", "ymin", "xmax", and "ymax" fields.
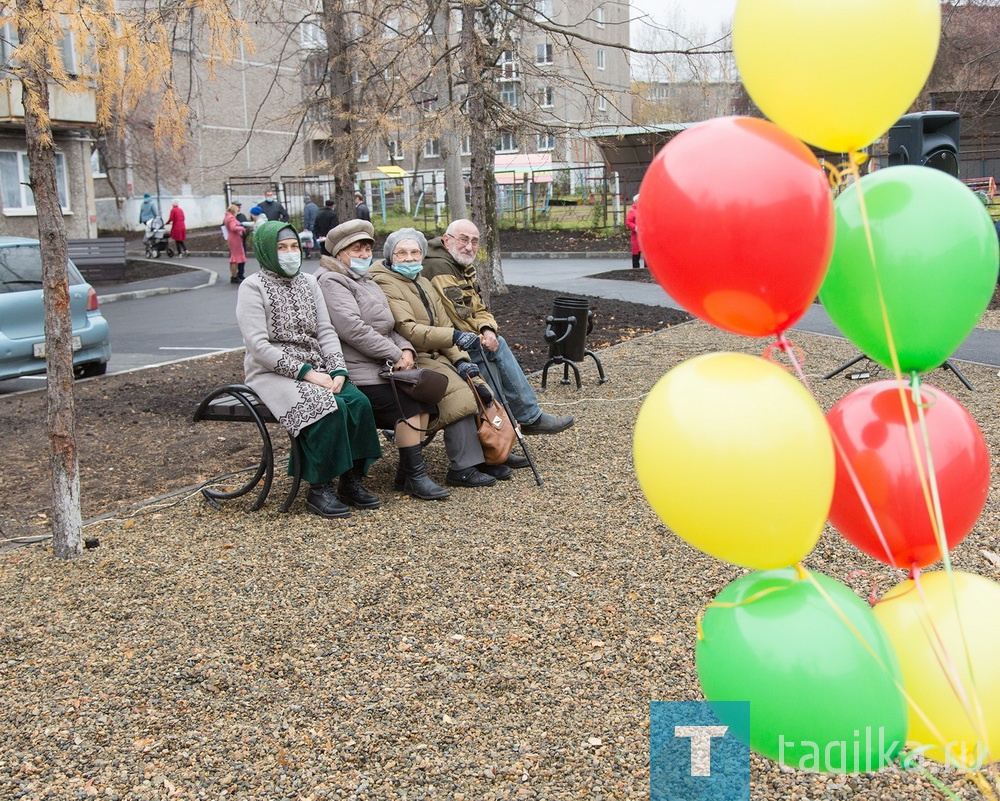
[
  {"xmin": 455, "ymin": 360, "xmax": 480, "ymax": 380},
  {"xmin": 452, "ymin": 330, "xmax": 480, "ymax": 351},
  {"xmin": 474, "ymin": 382, "xmax": 494, "ymax": 406}
]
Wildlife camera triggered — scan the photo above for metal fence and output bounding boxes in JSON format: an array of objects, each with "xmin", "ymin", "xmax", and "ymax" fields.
[{"xmin": 227, "ymin": 163, "xmax": 641, "ymax": 234}]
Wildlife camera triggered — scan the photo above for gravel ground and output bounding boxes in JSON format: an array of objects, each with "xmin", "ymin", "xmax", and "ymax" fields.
[{"xmin": 2, "ymin": 322, "xmax": 999, "ymax": 800}]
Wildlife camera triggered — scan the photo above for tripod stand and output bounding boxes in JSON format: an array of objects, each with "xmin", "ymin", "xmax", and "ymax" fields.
[{"xmin": 822, "ymin": 353, "xmax": 976, "ymax": 391}]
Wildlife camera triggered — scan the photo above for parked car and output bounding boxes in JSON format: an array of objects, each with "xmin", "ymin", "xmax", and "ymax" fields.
[{"xmin": 0, "ymin": 236, "xmax": 111, "ymax": 381}]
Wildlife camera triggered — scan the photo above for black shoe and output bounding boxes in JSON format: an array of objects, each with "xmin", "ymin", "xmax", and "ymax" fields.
[
  {"xmin": 337, "ymin": 469, "xmax": 382, "ymax": 509},
  {"xmin": 478, "ymin": 463, "xmax": 513, "ymax": 480},
  {"xmin": 505, "ymin": 453, "xmax": 530, "ymax": 469},
  {"xmin": 398, "ymin": 445, "xmax": 450, "ymax": 500},
  {"xmin": 445, "ymin": 466, "xmax": 497, "ymax": 488},
  {"xmin": 521, "ymin": 413, "xmax": 575, "ymax": 435},
  {"xmin": 306, "ymin": 484, "xmax": 351, "ymax": 518},
  {"xmin": 230, "ymin": 277, "xmax": 240, "ymax": 284}
]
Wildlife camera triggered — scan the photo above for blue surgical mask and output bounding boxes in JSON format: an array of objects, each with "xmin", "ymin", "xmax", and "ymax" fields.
[
  {"xmin": 349, "ymin": 256, "xmax": 372, "ymax": 275},
  {"xmin": 392, "ymin": 262, "xmax": 423, "ymax": 280},
  {"xmin": 276, "ymin": 251, "xmax": 301, "ymax": 277}
]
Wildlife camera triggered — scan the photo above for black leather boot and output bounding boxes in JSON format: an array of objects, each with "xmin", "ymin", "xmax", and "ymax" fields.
[
  {"xmin": 337, "ymin": 467, "xmax": 382, "ymax": 509},
  {"xmin": 306, "ymin": 484, "xmax": 351, "ymax": 518},
  {"xmin": 398, "ymin": 445, "xmax": 450, "ymax": 500}
]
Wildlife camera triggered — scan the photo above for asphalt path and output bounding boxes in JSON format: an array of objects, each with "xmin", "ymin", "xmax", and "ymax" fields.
[{"xmin": 2, "ymin": 252, "xmax": 998, "ymax": 396}]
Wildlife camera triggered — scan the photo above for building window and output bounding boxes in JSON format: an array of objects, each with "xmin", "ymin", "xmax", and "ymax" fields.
[
  {"xmin": 537, "ymin": 132, "xmax": 555, "ymax": 152},
  {"xmin": 90, "ymin": 147, "xmax": 107, "ymax": 178},
  {"xmin": 0, "ymin": 150, "xmax": 69, "ymax": 212},
  {"xmin": 424, "ymin": 139, "xmax": 441, "ymax": 158},
  {"xmin": 351, "ymin": 70, "xmax": 360, "ymax": 86},
  {"xmin": 597, "ymin": 93, "xmax": 607, "ymax": 111},
  {"xmin": 299, "ymin": 15, "xmax": 326, "ymax": 49},
  {"xmin": 495, "ymin": 132, "xmax": 518, "ymax": 154},
  {"xmin": 420, "ymin": 96, "xmax": 437, "ymax": 113},
  {"xmin": 498, "ymin": 48, "xmax": 520, "ymax": 80},
  {"xmin": 596, "ymin": 49, "xmax": 606, "ymax": 70},
  {"xmin": 461, "ymin": 135, "xmax": 471, "ymax": 156},
  {"xmin": 535, "ymin": 0, "xmax": 553, "ymax": 19},
  {"xmin": 388, "ymin": 140, "xmax": 404, "ymax": 161},
  {"xmin": 383, "ymin": 15, "xmax": 399, "ymax": 37},
  {"xmin": 595, "ymin": 6, "xmax": 605, "ymax": 27},
  {"xmin": 357, "ymin": 144, "xmax": 370, "ymax": 163},
  {"xmin": 538, "ymin": 86, "xmax": 554, "ymax": 108},
  {"xmin": 499, "ymin": 82, "xmax": 520, "ymax": 108},
  {"xmin": 58, "ymin": 28, "xmax": 77, "ymax": 74},
  {"xmin": 535, "ymin": 43, "xmax": 553, "ymax": 65}
]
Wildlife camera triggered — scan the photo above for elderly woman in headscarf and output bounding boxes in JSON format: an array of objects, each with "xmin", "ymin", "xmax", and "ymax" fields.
[
  {"xmin": 236, "ymin": 220, "xmax": 383, "ymax": 519},
  {"xmin": 372, "ymin": 227, "xmax": 511, "ymax": 488},
  {"xmin": 314, "ymin": 220, "xmax": 449, "ymax": 501}
]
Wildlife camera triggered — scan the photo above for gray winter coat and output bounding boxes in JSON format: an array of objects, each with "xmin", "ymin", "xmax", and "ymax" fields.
[{"xmin": 314, "ymin": 255, "xmax": 414, "ymax": 386}]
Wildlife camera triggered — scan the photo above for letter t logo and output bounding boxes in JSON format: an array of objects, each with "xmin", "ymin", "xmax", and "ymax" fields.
[{"xmin": 674, "ymin": 725, "xmax": 728, "ymax": 776}]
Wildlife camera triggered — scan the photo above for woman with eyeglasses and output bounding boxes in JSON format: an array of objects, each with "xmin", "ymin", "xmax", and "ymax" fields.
[
  {"xmin": 372, "ymin": 227, "xmax": 512, "ymax": 489},
  {"xmin": 236, "ymin": 220, "xmax": 383, "ymax": 519},
  {"xmin": 315, "ymin": 220, "xmax": 450, "ymax": 501}
]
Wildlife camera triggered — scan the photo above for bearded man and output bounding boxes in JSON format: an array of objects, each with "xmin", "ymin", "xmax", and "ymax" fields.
[{"xmin": 422, "ymin": 219, "xmax": 574, "ymax": 436}]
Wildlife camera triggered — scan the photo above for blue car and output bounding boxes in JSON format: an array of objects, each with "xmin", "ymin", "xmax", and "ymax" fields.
[{"xmin": 0, "ymin": 236, "xmax": 111, "ymax": 381}]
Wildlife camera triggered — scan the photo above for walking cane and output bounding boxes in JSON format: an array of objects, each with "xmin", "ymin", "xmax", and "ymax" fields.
[{"xmin": 480, "ymin": 356, "xmax": 543, "ymax": 487}]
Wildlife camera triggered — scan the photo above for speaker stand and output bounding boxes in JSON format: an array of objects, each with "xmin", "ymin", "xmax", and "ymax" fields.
[{"xmin": 823, "ymin": 353, "xmax": 976, "ymax": 392}]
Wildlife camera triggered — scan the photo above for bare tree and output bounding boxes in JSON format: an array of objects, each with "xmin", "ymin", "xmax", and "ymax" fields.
[{"xmin": 4, "ymin": 0, "xmax": 246, "ymax": 558}]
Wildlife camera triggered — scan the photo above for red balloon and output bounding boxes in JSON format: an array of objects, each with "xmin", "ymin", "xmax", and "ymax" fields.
[
  {"xmin": 826, "ymin": 381, "xmax": 989, "ymax": 569},
  {"xmin": 637, "ymin": 116, "xmax": 833, "ymax": 337}
]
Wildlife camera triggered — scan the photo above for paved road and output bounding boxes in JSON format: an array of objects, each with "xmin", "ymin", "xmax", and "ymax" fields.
[{"xmin": 2, "ymin": 252, "xmax": 998, "ymax": 396}]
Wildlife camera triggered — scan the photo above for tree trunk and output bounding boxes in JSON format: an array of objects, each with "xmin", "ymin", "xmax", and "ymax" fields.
[
  {"xmin": 17, "ymin": 11, "xmax": 83, "ymax": 559},
  {"xmin": 321, "ymin": 0, "xmax": 358, "ymax": 225},
  {"xmin": 460, "ymin": 1, "xmax": 505, "ymax": 306}
]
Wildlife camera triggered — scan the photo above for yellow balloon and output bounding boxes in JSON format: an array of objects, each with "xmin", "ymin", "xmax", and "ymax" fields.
[
  {"xmin": 874, "ymin": 571, "xmax": 1000, "ymax": 768},
  {"xmin": 633, "ymin": 352, "xmax": 833, "ymax": 569},
  {"xmin": 734, "ymin": 0, "xmax": 941, "ymax": 152}
]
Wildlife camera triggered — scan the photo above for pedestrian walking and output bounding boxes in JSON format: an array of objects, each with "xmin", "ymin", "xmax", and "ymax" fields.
[
  {"xmin": 259, "ymin": 190, "xmax": 289, "ymax": 223},
  {"xmin": 167, "ymin": 200, "xmax": 189, "ymax": 257},
  {"xmin": 138, "ymin": 193, "xmax": 158, "ymax": 226},
  {"xmin": 626, "ymin": 194, "xmax": 642, "ymax": 269},
  {"xmin": 354, "ymin": 192, "xmax": 371, "ymax": 222},
  {"xmin": 224, "ymin": 203, "xmax": 247, "ymax": 284}
]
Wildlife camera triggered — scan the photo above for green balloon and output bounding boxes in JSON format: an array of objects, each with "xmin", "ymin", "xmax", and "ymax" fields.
[
  {"xmin": 820, "ymin": 166, "xmax": 998, "ymax": 374},
  {"xmin": 696, "ymin": 567, "xmax": 908, "ymax": 774}
]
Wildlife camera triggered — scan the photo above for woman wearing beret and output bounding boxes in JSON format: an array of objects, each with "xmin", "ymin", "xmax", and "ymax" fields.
[
  {"xmin": 372, "ymin": 227, "xmax": 511, "ymax": 488},
  {"xmin": 236, "ymin": 220, "xmax": 383, "ymax": 519},
  {"xmin": 315, "ymin": 220, "xmax": 451, "ymax": 500}
]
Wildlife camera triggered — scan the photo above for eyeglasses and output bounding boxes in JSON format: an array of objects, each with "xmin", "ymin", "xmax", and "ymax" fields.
[
  {"xmin": 392, "ymin": 248, "xmax": 423, "ymax": 260},
  {"xmin": 447, "ymin": 233, "xmax": 480, "ymax": 248}
]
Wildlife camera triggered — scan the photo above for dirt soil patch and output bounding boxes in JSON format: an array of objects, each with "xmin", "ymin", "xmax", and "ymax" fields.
[{"xmin": 0, "ymin": 284, "xmax": 690, "ymax": 541}]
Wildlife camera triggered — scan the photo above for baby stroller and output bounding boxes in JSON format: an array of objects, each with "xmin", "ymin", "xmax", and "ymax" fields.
[
  {"xmin": 299, "ymin": 229, "xmax": 315, "ymax": 259},
  {"xmin": 143, "ymin": 216, "xmax": 174, "ymax": 258}
]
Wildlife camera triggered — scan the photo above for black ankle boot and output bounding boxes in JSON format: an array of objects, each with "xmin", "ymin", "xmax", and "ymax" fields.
[
  {"xmin": 306, "ymin": 484, "xmax": 351, "ymax": 518},
  {"xmin": 394, "ymin": 459, "xmax": 406, "ymax": 491},
  {"xmin": 398, "ymin": 445, "xmax": 450, "ymax": 500},
  {"xmin": 337, "ymin": 467, "xmax": 381, "ymax": 509}
]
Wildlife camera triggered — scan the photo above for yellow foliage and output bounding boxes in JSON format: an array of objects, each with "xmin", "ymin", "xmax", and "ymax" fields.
[{"xmin": 1, "ymin": 0, "xmax": 248, "ymax": 151}]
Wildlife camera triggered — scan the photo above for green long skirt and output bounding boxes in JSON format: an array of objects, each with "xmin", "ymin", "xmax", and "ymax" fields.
[{"xmin": 290, "ymin": 381, "xmax": 382, "ymax": 485}]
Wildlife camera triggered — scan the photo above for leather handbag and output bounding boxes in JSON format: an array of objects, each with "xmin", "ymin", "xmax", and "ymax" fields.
[
  {"xmin": 465, "ymin": 377, "xmax": 516, "ymax": 465},
  {"xmin": 378, "ymin": 364, "xmax": 449, "ymax": 404}
]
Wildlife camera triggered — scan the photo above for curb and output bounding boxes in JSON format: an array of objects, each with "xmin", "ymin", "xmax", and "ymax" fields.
[{"xmin": 98, "ymin": 264, "xmax": 218, "ymax": 304}]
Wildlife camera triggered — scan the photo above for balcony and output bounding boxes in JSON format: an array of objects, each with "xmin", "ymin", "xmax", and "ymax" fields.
[{"xmin": 0, "ymin": 79, "xmax": 97, "ymax": 127}]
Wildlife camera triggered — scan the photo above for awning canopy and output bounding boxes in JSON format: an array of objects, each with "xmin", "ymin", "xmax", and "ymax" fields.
[{"xmin": 376, "ymin": 165, "xmax": 409, "ymax": 178}]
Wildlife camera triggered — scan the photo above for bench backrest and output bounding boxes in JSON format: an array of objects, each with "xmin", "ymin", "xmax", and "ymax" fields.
[{"xmin": 68, "ymin": 237, "xmax": 128, "ymax": 282}]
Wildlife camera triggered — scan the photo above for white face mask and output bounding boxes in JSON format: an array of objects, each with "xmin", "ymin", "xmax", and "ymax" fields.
[
  {"xmin": 276, "ymin": 251, "xmax": 301, "ymax": 277},
  {"xmin": 349, "ymin": 256, "xmax": 372, "ymax": 275}
]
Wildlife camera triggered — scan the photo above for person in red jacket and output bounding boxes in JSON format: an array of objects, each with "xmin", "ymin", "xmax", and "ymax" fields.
[
  {"xmin": 167, "ymin": 200, "xmax": 189, "ymax": 257},
  {"xmin": 625, "ymin": 193, "xmax": 642, "ymax": 269}
]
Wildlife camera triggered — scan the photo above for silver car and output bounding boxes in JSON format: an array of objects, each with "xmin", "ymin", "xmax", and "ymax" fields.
[{"xmin": 0, "ymin": 236, "xmax": 111, "ymax": 380}]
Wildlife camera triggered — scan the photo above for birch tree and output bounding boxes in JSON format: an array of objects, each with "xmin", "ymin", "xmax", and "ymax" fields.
[{"xmin": 3, "ymin": 0, "xmax": 245, "ymax": 558}]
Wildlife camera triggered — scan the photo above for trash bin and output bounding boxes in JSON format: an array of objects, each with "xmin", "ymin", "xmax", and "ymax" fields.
[{"xmin": 545, "ymin": 297, "xmax": 593, "ymax": 363}]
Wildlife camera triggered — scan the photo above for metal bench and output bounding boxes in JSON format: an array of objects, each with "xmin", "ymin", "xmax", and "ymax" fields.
[
  {"xmin": 67, "ymin": 237, "xmax": 128, "ymax": 282},
  {"xmin": 192, "ymin": 384, "xmax": 304, "ymax": 512}
]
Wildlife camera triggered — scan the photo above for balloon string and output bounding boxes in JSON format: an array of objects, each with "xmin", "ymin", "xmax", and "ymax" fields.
[
  {"xmin": 912, "ymin": 570, "xmax": 993, "ymax": 768},
  {"xmin": 904, "ymin": 760, "xmax": 967, "ymax": 800},
  {"xmin": 768, "ymin": 334, "xmax": 810, "ymax": 391},
  {"xmin": 908, "ymin": 377, "xmax": 952, "ymax": 572},
  {"xmin": 827, "ymin": 429, "xmax": 900, "ymax": 571},
  {"xmin": 971, "ymin": 767, "xmax": 1000, "ymax": 800},
  {"xmin": 800, "ymin": 569, "xmax": 951, "ymax": 749}
]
